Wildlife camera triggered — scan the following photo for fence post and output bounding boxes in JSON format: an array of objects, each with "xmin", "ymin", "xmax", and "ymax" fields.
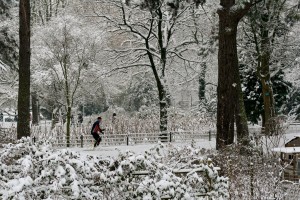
[
  {"xmin": 126, "ymin": 134, "xmax": 129, "ymax": 146},
  {"xmin": 209, "ymin": 130, "xmax": 211, "ymax": 141},
  {"xmin": 80, "ymin": 135, "xmax": 83, "ymax": 148},
  {"xmin": 169, "ymin": 132, "xmax": 172, "ymax": 142},
  {"xmin": 250, "ymin": 162, "xmax": 254, "ymax": 199}
]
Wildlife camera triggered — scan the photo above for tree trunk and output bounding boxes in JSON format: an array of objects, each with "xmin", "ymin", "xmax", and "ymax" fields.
[
  {"xmin": 217, "ymin": 1, "xmax": 252, "ymax": 149},
  {"xmin": 217, "ymin": 10, "xmax": 237, "ymax": 149},
  {"xmin": 235, "ymin": 69, "xmax": 249, "ymax": 143},
  {"xmin": 66, "ymin": 106, "xmax": 71, "ymax": 147},
  {"xmin": 248, "ymin": 1, "xmax": 280, "ymax": 130},
  {"xmin": 259, "ymin": 17, "xmax": 276, "ymax": 129},
  {"xmin": 148, "ymin": 61, "xmax": 169, "ymax": 135},
  {"xmin": 64, "ymin": 69, "xmax": 71, "ymax": 147},
  {"xmin": 17, "ymin": 0, "xmax": 31, "ymax": 139},
  {"xmin": 31, "ymin": 92, "xmax": 39, "ymax": 125},
  {"xmin": 158, "ymin": 85, "xmax": 168, "ymax": 132},
  {"xmin": 62, "ymin": 29, "xmax": 71, "ymax": 147},
  {"xmin": 199, "ymin": 62, "xmax": 207, "ymax": 103}
]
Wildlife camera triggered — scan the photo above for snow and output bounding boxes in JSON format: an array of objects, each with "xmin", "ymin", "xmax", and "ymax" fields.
[
  {"xmin": 66, "ymin": 139, "xmax": 216, "ymax": 158},
  {"xmin": 272, "ymin": 147, "xmax": 300, "ymax": 153},
  {"xmin": 6, "ymin": 176, "xmax": 33, "ymax": 193},
  {"xmin": 0, "ymin": 138, "xmax": 226, "ymax": 199},
  {"xmin": 0, "ymin": 60, "xmax": 7, "ymax": 71}
]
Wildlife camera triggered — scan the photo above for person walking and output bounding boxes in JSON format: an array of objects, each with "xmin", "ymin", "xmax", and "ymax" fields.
[{"xmin": 91, "ymin": 117, "xmax": 104, "ymax": 147}]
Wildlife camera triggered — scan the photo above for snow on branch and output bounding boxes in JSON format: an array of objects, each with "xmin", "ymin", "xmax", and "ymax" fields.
[
  {"xmin": 0, "ymin": 138, "xmax": 228, "ymax": 199},
  {"xmin": 0, "ymin": 60, "xmax": 8, "ymax": 71}
]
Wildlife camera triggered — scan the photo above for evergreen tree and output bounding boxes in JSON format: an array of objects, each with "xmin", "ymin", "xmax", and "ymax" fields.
[
  {"xmin": 240, "ymin": 0, "xmax": 299, "ymax": 128},
  {"xmin": 240, "ymin": 65, "xmax": 263, "ymax": 124},
  {"xmin": 241, "ymin": 65, "xmax": 292, "ymax": 124},
  {"xmin": 286, "ymin": 88, "xmax": 300, "ymax": 120}
]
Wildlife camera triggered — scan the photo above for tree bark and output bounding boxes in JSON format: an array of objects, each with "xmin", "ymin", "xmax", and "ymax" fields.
[
  {"xmin": 63, "ymin": 55, "xmax": 71, "ymax": 147},
  {"xmin": 249, "ymin": 0, "xmax": 290, "ymax": 130},
  {"xmin": 66, "ymin": 106, "xmax": 71, "ymax": 147},
  {"xmin": 146, "ymin": 46, "xmax": 169, "ymax": 133},
  {"xmin": 199, "ymin": 62, "xmax": 207, "ymax": 103},
  {"xmin": 17, "ymin": 0, "xmax": 31, "ymax": 139},
  {"xmin": 235, "ymin": 67, "xmax": 249, "ymax": 143},
  {"xmin": 259, "ymin": 10, "xmax": 276, "ymax": 129},
  {"xmin": 217, "ymin": 9, "xmax": 237, "ymax": 149},
  {"xmin": 32, "ymin": 92, "xmax": 39, "ymax": 125},
  {"xmin": 217, "ymin": 0, "xmax": 253, "ymax": 149}
]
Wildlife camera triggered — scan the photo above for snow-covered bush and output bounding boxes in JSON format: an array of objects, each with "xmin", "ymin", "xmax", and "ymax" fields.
[
  {"xmin": 0, "ymin": 137, "xmax": 110, "ymax": 199},
  {"xmin": 0, "ymin": 138, "xmax": 228, "ymax": 199},
  {"xmin": 100, "ymin": 142, "xmax": 228, "ymax": 199},
  {"xmin": 212, "ymin": 144, "xmax": 300, "ymax": 199}
]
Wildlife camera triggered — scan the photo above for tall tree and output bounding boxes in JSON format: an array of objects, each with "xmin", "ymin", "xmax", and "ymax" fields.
[
  {"xmin": 242, "ymin": 0, "xmax": 299, "ymax": 130},
  {"xmin": 17, "ymin": 0, "xmax": 31, "ymax": 139},
  {"xmin": 32, "ymin": 15, "xmax": 98, "ymax": 146},
  {"xmin": 216, "ymin": 0, "xmax": 259, "ymax": 149},
  {"xmin": 87, "ymin": 0, "xmax": 205, "ymax": 133}
]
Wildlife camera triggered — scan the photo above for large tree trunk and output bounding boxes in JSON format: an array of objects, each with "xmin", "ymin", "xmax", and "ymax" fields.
[
  {"xmin": 217, "ymin": 10, "xmax": 237, "ymax": 149},
  {"xmin": 17, "ymin": 0, "xmax": 31, "ymax": 139},
  {"xmin": 217, "ymin": 0, "xmax": 253, "ymax": 149}
]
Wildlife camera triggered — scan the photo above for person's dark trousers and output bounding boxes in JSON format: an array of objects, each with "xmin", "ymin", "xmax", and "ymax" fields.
[{"xmin": 92, "ymin": 132, "xmax": 102, "ymax": 147}]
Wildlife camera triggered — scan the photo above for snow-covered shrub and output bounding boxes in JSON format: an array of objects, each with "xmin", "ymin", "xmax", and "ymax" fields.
[
  {"xmin": 100, "ymin": 142, "xmax": 229, "ymax": 199},
  {"xmin": 212, "ymin": 144, "xmax": 300, "ymax": 199},
  {"xmin": 0, "ymin": 138, "xmax": 228, "ymax": 199},
  {"xmin": 0, "ymin": 138, "xmax": 109, "ymax": 199}
]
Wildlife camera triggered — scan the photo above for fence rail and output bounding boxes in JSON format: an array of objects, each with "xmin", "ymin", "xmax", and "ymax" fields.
[
  {"xmin": 45, "ymin": 130, "xmax": 216, "ymax": 147},
  {"xmin": 2, "ymin": 123, "xmax": 300, "ymax": 148}
]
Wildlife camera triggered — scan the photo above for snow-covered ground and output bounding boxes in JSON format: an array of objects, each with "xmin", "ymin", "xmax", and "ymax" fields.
[
  {"xmin": 63, "ymin": 129, "xmax": 300, "ymax": 159},
  {"xmin": 63, "ymin": 138, "xmax": 216, "ymax": 158}
]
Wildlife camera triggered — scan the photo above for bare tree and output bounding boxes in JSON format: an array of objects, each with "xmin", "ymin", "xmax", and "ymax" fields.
[
  {"xmin": 32, "ymin": 15, "xmax": 98, "ymax": 146},
  {"xmin": 86, "ymin": 0, "xmax": 205, "ymax": 133},
  {"xmin": 31, "ymin": 0, "xmax": 68, "ymax": 25}
]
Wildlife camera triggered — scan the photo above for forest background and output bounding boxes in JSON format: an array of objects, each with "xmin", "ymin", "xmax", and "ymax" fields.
[{"xmin": 0, "ymin": 0, "xmax": 300, "ymax": 147}]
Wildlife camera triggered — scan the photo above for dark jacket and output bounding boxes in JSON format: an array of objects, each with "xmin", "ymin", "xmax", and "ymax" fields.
[{"xmin": 91, "ymin": 121, "xmax": 102, "ymax": 134}]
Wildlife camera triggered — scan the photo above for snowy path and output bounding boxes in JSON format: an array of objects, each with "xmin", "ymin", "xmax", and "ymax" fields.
[
  {"xmin": 61, "ymin": 138, "xmax": 217, "ymax": 158},
  {"xmin": 66, "ymin": 131, "xmax": 300, "ymax": 159}
]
